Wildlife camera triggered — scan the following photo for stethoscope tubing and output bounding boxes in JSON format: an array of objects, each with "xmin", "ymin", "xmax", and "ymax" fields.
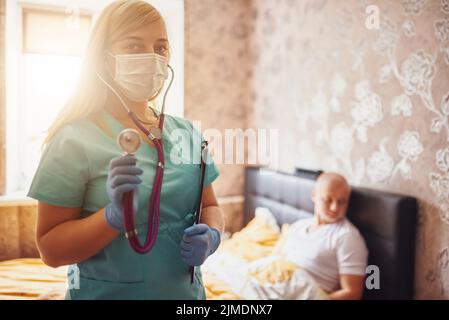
[
  {"xmin": 114, "ymin": 65, "xmax": 174, "ymax": 254},
  {"xmin": 122, "ymin": 113, "xmax": 165, "ymax": 253}
]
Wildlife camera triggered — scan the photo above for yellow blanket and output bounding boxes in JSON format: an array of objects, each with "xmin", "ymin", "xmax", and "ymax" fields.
[{"xmin": 0, "ymin": 258, "xmax": 67, "ymax": 300}]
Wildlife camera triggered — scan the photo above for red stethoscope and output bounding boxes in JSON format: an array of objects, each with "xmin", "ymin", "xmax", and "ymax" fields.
[
  {"xmin": 118, "ymin": 115, "xmax": 165, "ymax": 254},
  {"xmin": 98, "ymin": 65, "xmax": 174, "ymax": 254}
]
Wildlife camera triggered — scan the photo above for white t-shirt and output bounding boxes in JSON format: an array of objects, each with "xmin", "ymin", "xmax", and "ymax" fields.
[{"xmin": 281, "ymin": 217, "xmax": 368, "ymax": 293}]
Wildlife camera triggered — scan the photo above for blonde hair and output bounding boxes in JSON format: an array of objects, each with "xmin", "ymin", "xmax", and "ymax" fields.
[{"xmin": 43, "ymin": 0, "xmax": 164, "ymax": 147}]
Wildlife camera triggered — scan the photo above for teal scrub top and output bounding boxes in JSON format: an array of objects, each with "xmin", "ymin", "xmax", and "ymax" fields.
[{"xmin": 27, "ymin": 111, "xmax": 219, "ymax": 300}]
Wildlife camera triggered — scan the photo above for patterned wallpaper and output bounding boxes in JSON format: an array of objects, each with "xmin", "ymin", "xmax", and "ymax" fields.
[
  {"xmin": 184, "ymin": 0, "xmax": 254, "ymax": 197},
  {"xmin": 185, "ymin": 0, "xmax": 449, "ymax": 299}
]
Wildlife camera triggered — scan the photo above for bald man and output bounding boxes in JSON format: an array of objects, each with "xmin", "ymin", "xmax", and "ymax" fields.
[{"xmin": 281, "ymin": 173, "xmax": 368, "ymax": 300}]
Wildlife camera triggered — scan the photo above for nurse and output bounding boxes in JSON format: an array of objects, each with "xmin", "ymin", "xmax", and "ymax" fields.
[{"xmin": 27, "ymin": 0, "xmax": 224, "ymax": 299}]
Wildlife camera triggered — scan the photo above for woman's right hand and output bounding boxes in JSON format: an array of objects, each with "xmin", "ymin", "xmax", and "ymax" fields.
[{"xmin": 104, "ymin": 154, "xmax": 143, "ymax": 231}]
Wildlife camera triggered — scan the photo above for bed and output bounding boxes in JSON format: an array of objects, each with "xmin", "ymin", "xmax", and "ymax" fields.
[{"xmin": 0, "ymin": 167, "xmax": 418, "ymax": 300}]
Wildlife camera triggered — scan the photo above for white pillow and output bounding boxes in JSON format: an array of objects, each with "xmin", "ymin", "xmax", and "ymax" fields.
[{"xmin": 255, "ymin": 207, "xmax": 280, "ymax": 233}]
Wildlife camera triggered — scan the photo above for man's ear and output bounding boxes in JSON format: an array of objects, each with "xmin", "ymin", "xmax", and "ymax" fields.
[{"xmin": 311, "ymin": 190, "xmax": 316, "ymax": 203}]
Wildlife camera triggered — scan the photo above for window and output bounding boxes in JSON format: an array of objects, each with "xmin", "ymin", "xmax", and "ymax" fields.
[{"xmin": 3, "ymin": 0, "xmax": 184, "ymax": 197}]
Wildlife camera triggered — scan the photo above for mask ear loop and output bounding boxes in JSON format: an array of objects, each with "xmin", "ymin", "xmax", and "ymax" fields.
[
  {"xmin": 96, "ymin": 70, "xmax": 132, "ymax": 114},
  {"xmin": 145, "ymin": 64, "xmax": 175, "ymax": 120},
  {"xmin": 159, "ymin": 65, "xmax": 175, "ymax": 116}
]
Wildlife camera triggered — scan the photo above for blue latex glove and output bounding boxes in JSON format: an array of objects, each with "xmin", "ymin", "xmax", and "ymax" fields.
[
  {"xmin": 180, "ymin": 224, "xmax": 221, "ymax": 266},
  {"xmin": 104, "ymin": 154, "xmax": 143, "ymax": 232}
]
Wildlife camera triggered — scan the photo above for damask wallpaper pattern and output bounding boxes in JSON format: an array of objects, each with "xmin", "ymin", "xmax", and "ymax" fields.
[
  {"xmin": 185, "ymin": 0, "xmax": 449, "ymax": 299},
  {"xmin": 185, "ymin": 0, "xmax": 254, "ymax": 197}
]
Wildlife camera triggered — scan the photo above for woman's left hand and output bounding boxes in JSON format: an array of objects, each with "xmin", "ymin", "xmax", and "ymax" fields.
[{"xmin": 180, "ymin": 224, "xmax": 221, "ymax": 266}]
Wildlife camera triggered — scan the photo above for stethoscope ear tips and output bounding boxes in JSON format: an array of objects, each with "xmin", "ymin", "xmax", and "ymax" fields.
[{"xmin": 117, "ymin": 128, "xmax": 141, "ymax": 155}]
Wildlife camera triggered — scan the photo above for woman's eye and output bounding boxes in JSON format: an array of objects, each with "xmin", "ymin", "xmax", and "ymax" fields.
[
  {"xmin": 155, "ymin": 45, "xmax": 169, "ymax": 56},
  {"xmin": 125, "ymin": 43, "xmax": 142, "ymax": 52}
]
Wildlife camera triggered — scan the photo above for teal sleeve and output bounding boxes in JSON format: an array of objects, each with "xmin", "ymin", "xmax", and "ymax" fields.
[
  {"xmin": 203, "ymin": 149, "xmax": 220, "ymax": 187},
  {"xmin": 187, "ymin": 120, "xmax": 219, "ymax": 187},
  {"xmin": 27, "ymin": 125, "xmax": 89, "ymax": 208}
]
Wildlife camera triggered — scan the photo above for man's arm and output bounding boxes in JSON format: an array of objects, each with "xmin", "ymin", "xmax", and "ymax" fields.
[{"xmin": 328, "ymin": 274, "xmax": 365, "ymax": 300}]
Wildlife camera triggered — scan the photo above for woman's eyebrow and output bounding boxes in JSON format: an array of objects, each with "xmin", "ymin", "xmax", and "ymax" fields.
[
  {"xmin": 119, "ymin": 37, "xmax": 168, "ymax": 43},
  {"xmin": 120, "ymin": 36, "xmax": 144, "ymax": 42}
]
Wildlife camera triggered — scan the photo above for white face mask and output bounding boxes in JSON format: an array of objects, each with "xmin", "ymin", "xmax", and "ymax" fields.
[{"xmin": 109, "ymin": 52, "xmax": 169, "ymax": 102}]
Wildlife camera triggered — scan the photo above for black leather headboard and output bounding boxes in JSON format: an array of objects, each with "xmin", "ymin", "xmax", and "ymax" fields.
[{"xmin": 243, "ymin": 167, "xmax": 418, "ymax": 300}]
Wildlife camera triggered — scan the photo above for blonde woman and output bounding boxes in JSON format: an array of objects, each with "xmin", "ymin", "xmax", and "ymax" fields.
[{"xmin": 27, "ymin": 0, "xmax": 223, "ymax": 299}]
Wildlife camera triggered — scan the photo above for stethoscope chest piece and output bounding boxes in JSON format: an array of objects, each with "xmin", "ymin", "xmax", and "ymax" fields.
[{"xmin": 117, "ymin": 129, "xmax": 141, "ymax": 155}]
